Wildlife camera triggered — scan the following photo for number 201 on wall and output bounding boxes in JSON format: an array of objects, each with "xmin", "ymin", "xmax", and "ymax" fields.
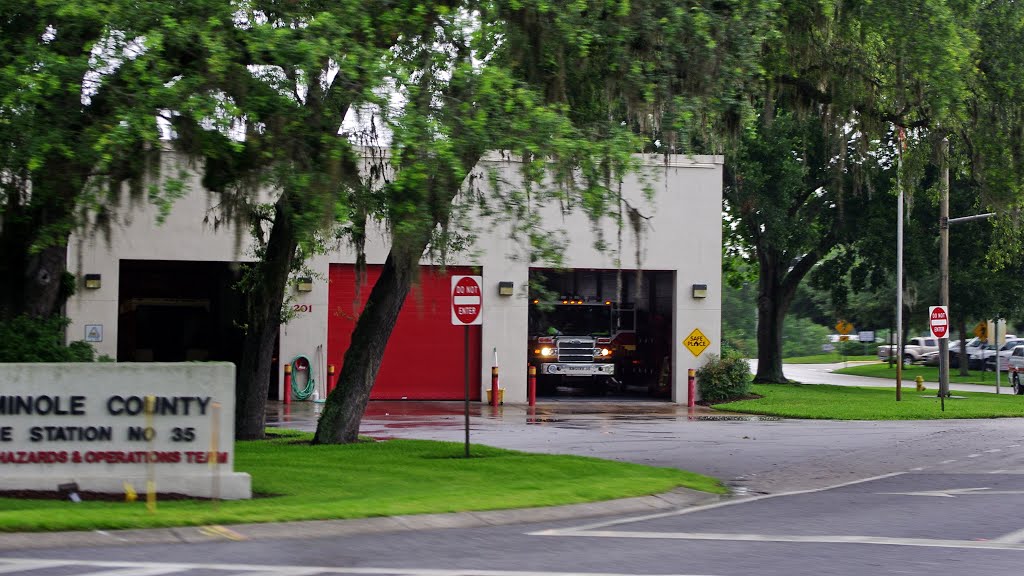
[{"xmin": 292, "ymin": 304, "xmax": 312, "ymax": 313}]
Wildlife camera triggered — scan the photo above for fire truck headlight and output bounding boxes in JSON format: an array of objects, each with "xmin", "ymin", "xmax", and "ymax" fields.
[
  {"xmin": 597, "ymin": 348, "xmax": 612, "ymax": 357},
  {"xmin": 540, "ymin": 347, "xmax": 554, "ymax": 357}
]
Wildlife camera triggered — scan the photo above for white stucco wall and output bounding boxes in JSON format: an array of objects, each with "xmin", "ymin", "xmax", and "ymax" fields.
[{"xmin": 68, "ymin": 153, "xmax": 723, "ymax": 405}]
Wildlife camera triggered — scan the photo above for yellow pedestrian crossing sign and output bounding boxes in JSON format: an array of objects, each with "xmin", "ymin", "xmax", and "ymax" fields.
[
  {"xmin": 684, "ymin": 328, "xmax": 711, "ymax": 357},
  {"xmin": 974, "ymin": 321, "xmax": 988, "ymax": 341},
  {"xmin": 835, "ymin": 320, "xmax": 853, "ymax": 335}
]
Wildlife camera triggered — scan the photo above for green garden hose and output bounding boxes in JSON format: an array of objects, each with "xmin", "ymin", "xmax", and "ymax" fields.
[{"xmin": 290, "ymin": 355, "xmax": 316, "ymax": 400}]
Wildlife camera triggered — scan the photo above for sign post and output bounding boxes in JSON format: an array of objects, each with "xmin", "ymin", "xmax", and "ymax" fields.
[
  {"xmin": 451, "ymin": 275, "xmax": 483, "ymax": 458},
  {"xmin": 835, "ymin": 320, "xmax": 854, "ymax": 370},
  {"xmin": 930, "ymin": 305, "xmax": 950, "ymax": 410}
]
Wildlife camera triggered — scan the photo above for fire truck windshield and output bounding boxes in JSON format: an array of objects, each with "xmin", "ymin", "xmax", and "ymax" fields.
[{"xmin": 531, "ymin": 305, "xmax": 611, "ymax": 336}]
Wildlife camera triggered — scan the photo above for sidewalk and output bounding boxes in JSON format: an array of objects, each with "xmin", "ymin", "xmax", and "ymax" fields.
[
  {"xmin": 0, "ymin": 486, "xmax": 721, "ymax": 551},
  {"xmin": 752, "ymin": 360, "xmax": 1020, "ymax": 395}
]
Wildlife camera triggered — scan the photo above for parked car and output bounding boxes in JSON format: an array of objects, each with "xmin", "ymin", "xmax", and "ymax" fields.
[
  {"xmin": 1008, "ymin": 345, "xmax": 1024, "ymax": 395},
  {"xmin": 984, "ymin": 338, "xmax": 1024, "ymax": 372},
  {"xmin": 921, "ymin": 336, "xmax": 1001, "ymax": 368},
  {"xmin": 923, "ymin": 339, "xmax": 969, "ymax": 366},
  {"xmin": 878, "ymin": 337, "xmax": 939, "ymax": 366},
  {"xmin": 968, "ymin": 343, "xmax": 997, "ymax": 370},
  {"xmin": 949, "ymin": 337, "xmax": 999, "ymax": 369}
]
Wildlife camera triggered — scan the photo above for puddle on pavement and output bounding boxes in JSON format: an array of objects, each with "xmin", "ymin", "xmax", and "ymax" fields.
[{"xmin": 381, "ymin": 421, "xmax": 462, "ymax": 429}]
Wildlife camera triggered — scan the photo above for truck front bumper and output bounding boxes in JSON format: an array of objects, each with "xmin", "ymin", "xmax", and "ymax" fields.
[{"xmin": 540, "ymin": 363, "xmax": 615, "ymax": 377}]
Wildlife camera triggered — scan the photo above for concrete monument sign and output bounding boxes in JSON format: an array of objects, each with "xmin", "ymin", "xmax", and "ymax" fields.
[{"xmin": 0, "ymin": 363, "xmax": 251, "ymax": 499}]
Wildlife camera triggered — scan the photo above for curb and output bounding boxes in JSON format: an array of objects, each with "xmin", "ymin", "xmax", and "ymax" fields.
[{"xmin": 0, "ymin": 488, "xmax": 723, "ymax": 551}]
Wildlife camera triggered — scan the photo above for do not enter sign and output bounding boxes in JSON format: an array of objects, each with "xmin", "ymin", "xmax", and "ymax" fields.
[
  {"xmin": 929, "ymin": 306, "xmax": 949, "ymax": 339},
  {"xmin": 451, "ymin": 275, "xmax": 483, "ymax": 326}
]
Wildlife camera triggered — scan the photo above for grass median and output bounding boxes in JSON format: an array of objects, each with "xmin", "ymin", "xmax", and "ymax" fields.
[
  {"xmin": 833, "ymin": 362, "xmax": 1010, "ymax": 386},
  {"xmin": 0, "ymin": 430, "xmax": 725, "ymax": 533},
  {"xmin": 713, "ymin": 383, "xmax": 1024, "ymax": 420}
]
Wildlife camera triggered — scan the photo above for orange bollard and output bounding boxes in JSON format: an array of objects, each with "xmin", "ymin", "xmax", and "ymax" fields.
[
  {"xmin": 528, "ymin": 365, "xmax": 537, "ymax": 407},
  {"xmin": 327, "ymin": 364, "xmax": 336, "ymax": 394},
  {"xmin": 687, "ymin": 368, "xmax": 696, "ymax": 408},
  {"xmin": 283, "ymin": 363, "xmax": 292, "ymax": 405},
  {"xmin": 491, "ymin": 366, "xmax": 500, "ymax": 406}
]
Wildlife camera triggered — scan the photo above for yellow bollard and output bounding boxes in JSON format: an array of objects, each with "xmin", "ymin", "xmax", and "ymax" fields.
[
  {"xmin": 915, "ymin": 375, "xmax": 926, "ymax": 392},
  {"xmin": 123, "ymin": 481, "xmax": 137, "ymax": 503}
]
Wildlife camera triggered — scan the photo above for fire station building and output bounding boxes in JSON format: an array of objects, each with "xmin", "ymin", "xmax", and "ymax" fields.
[{"xmin": 66, "ymin": 153, "xmax": 723, "ymax": 404}]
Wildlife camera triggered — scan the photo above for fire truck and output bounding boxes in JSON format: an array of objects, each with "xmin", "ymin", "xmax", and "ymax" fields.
[{"xmin": 527, "ymin": 297, "xmax": 639, "ymax": 394}]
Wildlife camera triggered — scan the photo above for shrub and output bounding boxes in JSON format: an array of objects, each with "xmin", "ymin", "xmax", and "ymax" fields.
[
  {"xmin": 782, "ymin": 317, "xmax": 831, "ymax": 357},
  {"xmin": 696, "ymin": 352, "xmax": 752, "ymax": 402},
  {"xmin": 836, "ymin": 339, "xmax": 869, "ymax": 356},
  {"xmin": 0, "ymin": 315, "xmax": 96, "ymax": 362}
]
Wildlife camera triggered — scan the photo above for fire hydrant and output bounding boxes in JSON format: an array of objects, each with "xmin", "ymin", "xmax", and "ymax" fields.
[{"xmin": 915, "ymin": 375, "xmax": 926, "ymax": 392}]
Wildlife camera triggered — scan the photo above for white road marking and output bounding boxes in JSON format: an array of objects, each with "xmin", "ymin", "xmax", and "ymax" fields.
[
  {"xmin": 75, "ymin": 567, "xmax": 189, "ymax": 576},
  {"xmin": 1007, "ymin": 445, "xmax": 1021, "ymax": 448},
  {"xmin": 990, "ymin": 470, "xmax": 1008, "ymax": 474},
  {"xmin": 984, "ymin": 449, "xmax": 1003, "ymax": 453},
  {"xmin": 0, "ymin": 560, "xmax": 73, "ymax": 573},
  {"xmin": 0, "ymin": 559, "xmax": 714, "ymax": 576},
  {"xmin": 878, "ymin": 487, "xmax": 1024, "ymax": 498},
  {"xmin": 542, "ymin": 530, "xmax": 1024, "ymax": 551},
  {"xmin": 940, "ymin": 460, "xmax": 957, "ymax": 464},
  {"xmin": 967, "ymin": 454, "xmax": 981, "ymax": 458},
  {"xmin": 531, "ymin": 472, "xmax": 906, "ymax": 536},
  {"xmin": 991, "ymin": 526, "xmax": 1024, "ymax": 545},
  {"xmin": 909, "ymin": 467, "xmax": 925, "ymax": 472},
  {"xmin": 216, "ymin": 565, "xmax": 323, "ymax": 569}
]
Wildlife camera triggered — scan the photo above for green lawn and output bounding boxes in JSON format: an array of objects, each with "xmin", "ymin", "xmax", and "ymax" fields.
[
  {"xmin": 713, "ymin": 383, "xmax": 1024, "ymax": 420},
  {"xmin": 0, "ymin": 430, "xmax": 725, "ymax": 533},
  {"xmin": 833, "ymin": 362, "xmax": 1012, "ymax": 386},
  {"xmin": 784, "ymin": 353, "xmax": 878, "ymax": 364}
]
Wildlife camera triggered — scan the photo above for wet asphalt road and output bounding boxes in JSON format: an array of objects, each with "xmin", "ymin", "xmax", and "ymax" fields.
[{"xmin": 4, "ymin": 363, "xmax": 1024, "ymax": 575}]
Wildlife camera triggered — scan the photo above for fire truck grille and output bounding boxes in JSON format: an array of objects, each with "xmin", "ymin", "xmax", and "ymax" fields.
[{"xmin": 557, "ymin": 339, "xmax": 596, "ymax": 363}]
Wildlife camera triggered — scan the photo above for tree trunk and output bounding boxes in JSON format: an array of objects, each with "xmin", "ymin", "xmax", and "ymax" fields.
[
  {"xmin": 0, "ymin": 219, "xmax": 31, "ymax": 319},
  {"xmin": 0, "ymin": 199, "xmax": 71, "ymax": 320},
  {"xmin": 754, "ymin": 276, "xmax": 789, "ymax": 383},
  {"xmin": 23, "ymin": 245, "xmax": 68, "ymax": 318},
  {"xmin": 313, "ymin": 248, "xmax": 420, "ymax": 444},
  {"xmin": 752, "ymin": 245, "xmax": 822, "ymax": 383},
  {"xmin": 235, "ymin": 194, "xmax": 299, "ymax": 440}
]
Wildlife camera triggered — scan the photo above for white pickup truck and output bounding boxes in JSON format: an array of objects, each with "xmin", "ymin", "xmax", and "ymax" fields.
[
  {"xmin": 877, "ymin": 337, "xmax": 940, "ymax": 366},
  {"xmin": 1006, "ymin": 345, "xmax": 1024, "ymax": 395}
]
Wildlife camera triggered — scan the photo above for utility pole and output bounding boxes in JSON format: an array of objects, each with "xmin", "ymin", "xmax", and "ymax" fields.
[
  {"xmin": 937, "ymin": 135, "xmax": 995, "ymax": 406},
  {"xmin": 896, "ymin": 130, "xmax": 905, "ymax": 401},
  {"xmin": 939, "ymin": 137, "xmax": 950, "ymax": 404}
]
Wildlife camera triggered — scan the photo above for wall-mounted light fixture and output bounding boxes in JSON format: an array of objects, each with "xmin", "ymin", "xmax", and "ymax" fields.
[
  {"xmin": 691, "ymin": 284, "xmax": 708, "ymax": 299},
  {"xmin": 84, "ymin": 274, "xmax": 102, "ymax": 289},
  {"xmin": 296, "ymin": 277, "xmax": 313, "ymax": 292},
  {"xmin": 497, "ymin": 281, "xmax": 514, "ymax": 296}
]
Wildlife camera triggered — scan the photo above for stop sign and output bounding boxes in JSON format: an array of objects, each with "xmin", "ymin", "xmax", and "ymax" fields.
[
  {"xmin": 929, "ymin": 306, "xmax": 949, "ymax": 339},
  {"xmin": 451, "ymin": 275, "xmax": 483, "ymax": 326}
]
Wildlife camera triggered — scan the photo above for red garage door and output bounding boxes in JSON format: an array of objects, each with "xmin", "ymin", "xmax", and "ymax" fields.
[{"xmin": 328, "ymin": 264, "xmax": 482, "ymax": 400}]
